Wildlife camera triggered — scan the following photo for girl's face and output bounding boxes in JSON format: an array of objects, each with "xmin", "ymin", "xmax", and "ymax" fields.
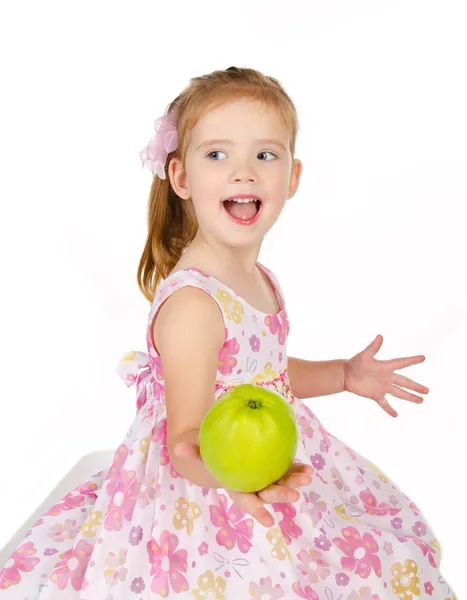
[{"xmin": 169, "ymin": 99, "xmax": 302, "ymax": 253}]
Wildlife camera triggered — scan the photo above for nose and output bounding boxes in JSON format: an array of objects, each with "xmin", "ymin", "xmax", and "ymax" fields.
[{"xmin": 230, "ymin": 157, "xmax": 258, "ymax": 183}]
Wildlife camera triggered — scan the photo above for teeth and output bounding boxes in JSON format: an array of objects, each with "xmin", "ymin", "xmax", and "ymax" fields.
[{"xmin": 227, "ymin": 198, "xmax": 258, "ymax": 203}]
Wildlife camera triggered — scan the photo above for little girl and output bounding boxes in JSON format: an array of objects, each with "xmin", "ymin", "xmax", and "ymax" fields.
[{"xmin": 0, "ymin": 66, "xmax": 456, "ymax": 599}]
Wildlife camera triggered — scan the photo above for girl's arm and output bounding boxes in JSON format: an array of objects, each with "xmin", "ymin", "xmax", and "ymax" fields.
[
  {"xmin": 155, "ymin": 287, "xmax": 313, "ymax": 525},
  {"xmin": 287, "ymin": 356, "xmax": 348, "ymax": 399},
  {"xmin": 154, "ymin": 286, "xmax": 226, "ymax": 489}
]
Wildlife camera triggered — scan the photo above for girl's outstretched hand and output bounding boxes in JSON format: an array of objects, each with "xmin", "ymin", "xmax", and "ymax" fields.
[
  {"xmin": 344, "ymin": 334, "xmax": 430, "ymax": 418},
  {"xmin": 174, "ymin": 441, "xmax": 312, "ymax": 527}
]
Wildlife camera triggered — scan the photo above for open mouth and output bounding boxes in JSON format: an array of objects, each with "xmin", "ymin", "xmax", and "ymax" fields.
[{"xmin": 222, "ymin": 198, "xmax": 262, "ymax": 222}]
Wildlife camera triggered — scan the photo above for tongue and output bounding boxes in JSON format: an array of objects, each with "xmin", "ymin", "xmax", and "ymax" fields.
[{"xmin": 224, "ymin": 200, "xmax": 258, "ymax": 220}]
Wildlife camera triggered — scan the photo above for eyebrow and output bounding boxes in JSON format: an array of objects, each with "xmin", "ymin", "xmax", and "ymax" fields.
[{"xmin": 196, "ymin": 138, "xmax": 287, "ymax": 152}]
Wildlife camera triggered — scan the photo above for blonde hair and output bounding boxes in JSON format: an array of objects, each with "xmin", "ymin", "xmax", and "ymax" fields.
[{"xmin": 137, "ymin": 66, "xmax": 300, "ymax": 303}]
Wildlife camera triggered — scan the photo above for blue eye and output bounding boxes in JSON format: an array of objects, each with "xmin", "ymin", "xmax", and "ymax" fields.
[{"xmin": 206, "ymin": 151, "xmax": 277, "ymax": 161}]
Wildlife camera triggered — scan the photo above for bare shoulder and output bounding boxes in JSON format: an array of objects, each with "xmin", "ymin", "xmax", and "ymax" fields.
[{"xmin": 153, "ymin": 285, "xmax": 225, "ymax": 355}]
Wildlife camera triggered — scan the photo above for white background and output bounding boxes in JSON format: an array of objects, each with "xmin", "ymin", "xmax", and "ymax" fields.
[{"xmin": 0, "ymin": 0, "xmax": 465, "ymax": 597}]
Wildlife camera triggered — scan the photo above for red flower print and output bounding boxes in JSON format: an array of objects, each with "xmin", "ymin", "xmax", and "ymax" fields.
[
  {"xmin": 209, "ymin": 494, "xmax": 254, "ymax": 553},
  {"xmin": 332, "ymin": 526, "xmax": 382, "ymax": 579}
]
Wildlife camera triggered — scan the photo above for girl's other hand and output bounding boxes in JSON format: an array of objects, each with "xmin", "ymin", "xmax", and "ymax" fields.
[{"xmin": 174, "ymin": 441, "xmax": 312, "ymax": 527}]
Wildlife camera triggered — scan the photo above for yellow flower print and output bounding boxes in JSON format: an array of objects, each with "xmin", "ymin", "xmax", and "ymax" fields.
[
  {"xmin": 367, "ymin": 460, "xmax": 389, "ymax": 484},
  {"xmin": 391, "ymin": 559, "xmax": 420, "ymax": 597},
  {"xmin": 121, "ymin": 351, "xmax": 136, "ymax": 362},
  {"xmin": 192, "ymin": 569, "xmax": 227, "ymax": 600},
  {"xmin": 139, "ymin": 437, "xmax": 150, "ymax": 461},
  {"xmin": 173, "ymin": 497, "xmax": 201, "ymax": 535},
  {"xmin": 251, "ymin": 362, "xmax": 278, "ymax": 385},
  {"xmin": 215, "ymin": 289, "xmax": 244, "ymax": 324},
  {"xmin": 334, "ymin": 504, "xmax": 361, "ymax": 524},
  {"xmin": 266, "ymin": 527, "xmax": 292, "ymax": 561},
  {"xmin": 80, "ymin": 509, "xmax": 102, "ymax": 538}
]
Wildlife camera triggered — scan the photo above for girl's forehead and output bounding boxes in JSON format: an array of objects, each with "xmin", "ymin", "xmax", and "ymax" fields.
[{"xmin": 191, "ymin": 101, "xmax": 287, "ymax": 140}]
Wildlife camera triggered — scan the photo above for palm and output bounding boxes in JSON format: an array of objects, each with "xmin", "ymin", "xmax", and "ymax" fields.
[{"xmin": 344, "ymin": 335, "xmax": 429, "ymax": 418}]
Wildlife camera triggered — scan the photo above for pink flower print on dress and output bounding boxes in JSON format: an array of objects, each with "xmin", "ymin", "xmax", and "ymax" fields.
[
  {"xmin": 298, "ymin": 414, "xmax": 314, "ymax": 438},
  {"xmin": 137, "ymin": 471, "xmax": 158, "ymax": 509},
  {"xmin": 332, "ymin": 526, "xmax": 383, "ymax": 579},
  {"xmin": 264, "ymin": 311, "xmax": 289, "ymax": 346},
  {"xmin": 152, "ymin": 418, "xmax": 182, "ymax": 479},
  {"xmin": 152, "ymin": 417, "xmax": 167, "ymax": 446},
  {"xmin": 103, "ymin": 548, "xmax": 128, "ymax": 587},
  {"xmin": 292, "ymin": 581, "xmax": 320, "ymax": 599},
  {"xmin": 104, "ymin": 444, "xmax": 140, "ymax": 530},
  {"xmin": 44, "ymin": 479, "xmax": 98, "ymax": 517},
  {"xmin": 151, "ymin": 378, "xmax": 164, "ymax": 405},
  {"xmin": 48, "ymin": 518, "xmax": 79, "ymax": 543},
  {"xmin": 147, "ymin": 530, "xmax": 188, "ymax": 596},
  {"xmin": 347, "ymin": 587, "xmax": 382, "ymax": 600},
  {"xmin": 105, "ymin": 443, "xmax": 129, "ymax": 484},
  {"xmin": 248, "ymin": 575, "xmax": 285, "ymax": 599},
  {"xmin": 330, "ymin": 467, "xmax": 351, "ymax": 492},
  {"xmin": 359, "ymin": 488, "xmax": 401, "ymax": 517},
  {"xmin": 272, "ymin": 503, "xmax": 303, "ymax": 545},
  {"xmin": 209, "ymin": 494, "xmax": 254, "ymax": 554},
  {"xmin": 0, "ymin": 541, "xmax": 40, "ymax": 590},
  {"xmin": 296, "ymin": 548, "xmax": 331, "ymax": 584},
  {"xmin": 218, "ymin": 330, "xmax": 240, "ymax": 375},
  {"xmin": 159, "ymin": 445, "xmax": 182, "ymax": 479},
  {"xmin": 105, "ymin": 468, "xmax": 140, "ymax": 531},
  {"xmin": 50, "ymin": 539, "xmax": 93, "ymax": 591},
  {"xmin": 301, "ymin": 491, "xmax": 327, "ymax": 525},
  {"xmin": 408, "ymin": 535, "xmax": 439, "ymax": 568}
]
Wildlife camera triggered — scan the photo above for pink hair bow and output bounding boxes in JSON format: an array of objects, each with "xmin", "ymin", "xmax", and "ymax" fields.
[{"xmin": 139, "ymin": 105, "xmax": 178, "ymax": 179}]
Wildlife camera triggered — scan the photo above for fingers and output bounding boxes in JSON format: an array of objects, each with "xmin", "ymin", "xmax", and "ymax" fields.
[
  {"xmin": 391, "ymin": 384, "xmax": 424, "ymax": 404},
  {"xmin": 393, "ymin": 373, "xmax": 429, "ymax": 394},
  {"xmin": 227, "ymin": 464, "xmax": 313, "ymax": 527},
  {"xmin": 276, "ymin": 470, "xmax": 312, "ymax": 490},
  {"xmin": 256, "ymin": 465, "xmax": 313, "ymax": 504},
  {"xmin": 375, "ymin": 397, "xmax": 398, "ymax": 418},
  {"xmin": 257, "ymin": 483, "xmax": 300, "ymax": 504},
  {"xmin": 386, "ymin": 355, "xmax": 425, "ymax": 370},
  {"xmin": 286, "ymin": 462, "xmax": 314, "ymax": 477},
  {"xmin": 228, "ymin": 490, "xmax": 274, "ymax": 528}
]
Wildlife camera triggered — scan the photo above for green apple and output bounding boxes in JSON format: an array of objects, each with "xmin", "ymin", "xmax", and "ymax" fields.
[{"xmin": 199, "ymin": 383, "xmax": 298, "ymax": 493}]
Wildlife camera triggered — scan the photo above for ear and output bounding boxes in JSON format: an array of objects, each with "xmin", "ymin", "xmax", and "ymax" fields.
[
  {"xmin": 168, "ymin": 157, "xmax": 190, "ymax": 200},
  {"xmin": 287, "ymin": 158, "xmax": 303, "ymax": 199}
]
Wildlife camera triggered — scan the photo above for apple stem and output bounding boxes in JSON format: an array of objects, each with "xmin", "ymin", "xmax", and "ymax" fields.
[{"xmin": 247, "ymin": 399, "xmax": 262, "ymax": 409}]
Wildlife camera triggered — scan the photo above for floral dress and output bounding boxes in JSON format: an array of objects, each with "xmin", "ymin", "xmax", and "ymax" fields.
[{"xmin": 0, "ymin": 263, "xmax": 457, "ymax": 600}]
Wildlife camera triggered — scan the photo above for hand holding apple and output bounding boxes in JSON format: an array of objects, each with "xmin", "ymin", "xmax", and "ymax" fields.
[
  {"xmin": 174, "ymin": 441, "xmax": 312, "ymax": 527},
  {"xmin": 174, "ymin": 383, "xmax": 313, "ymax": 527}
]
